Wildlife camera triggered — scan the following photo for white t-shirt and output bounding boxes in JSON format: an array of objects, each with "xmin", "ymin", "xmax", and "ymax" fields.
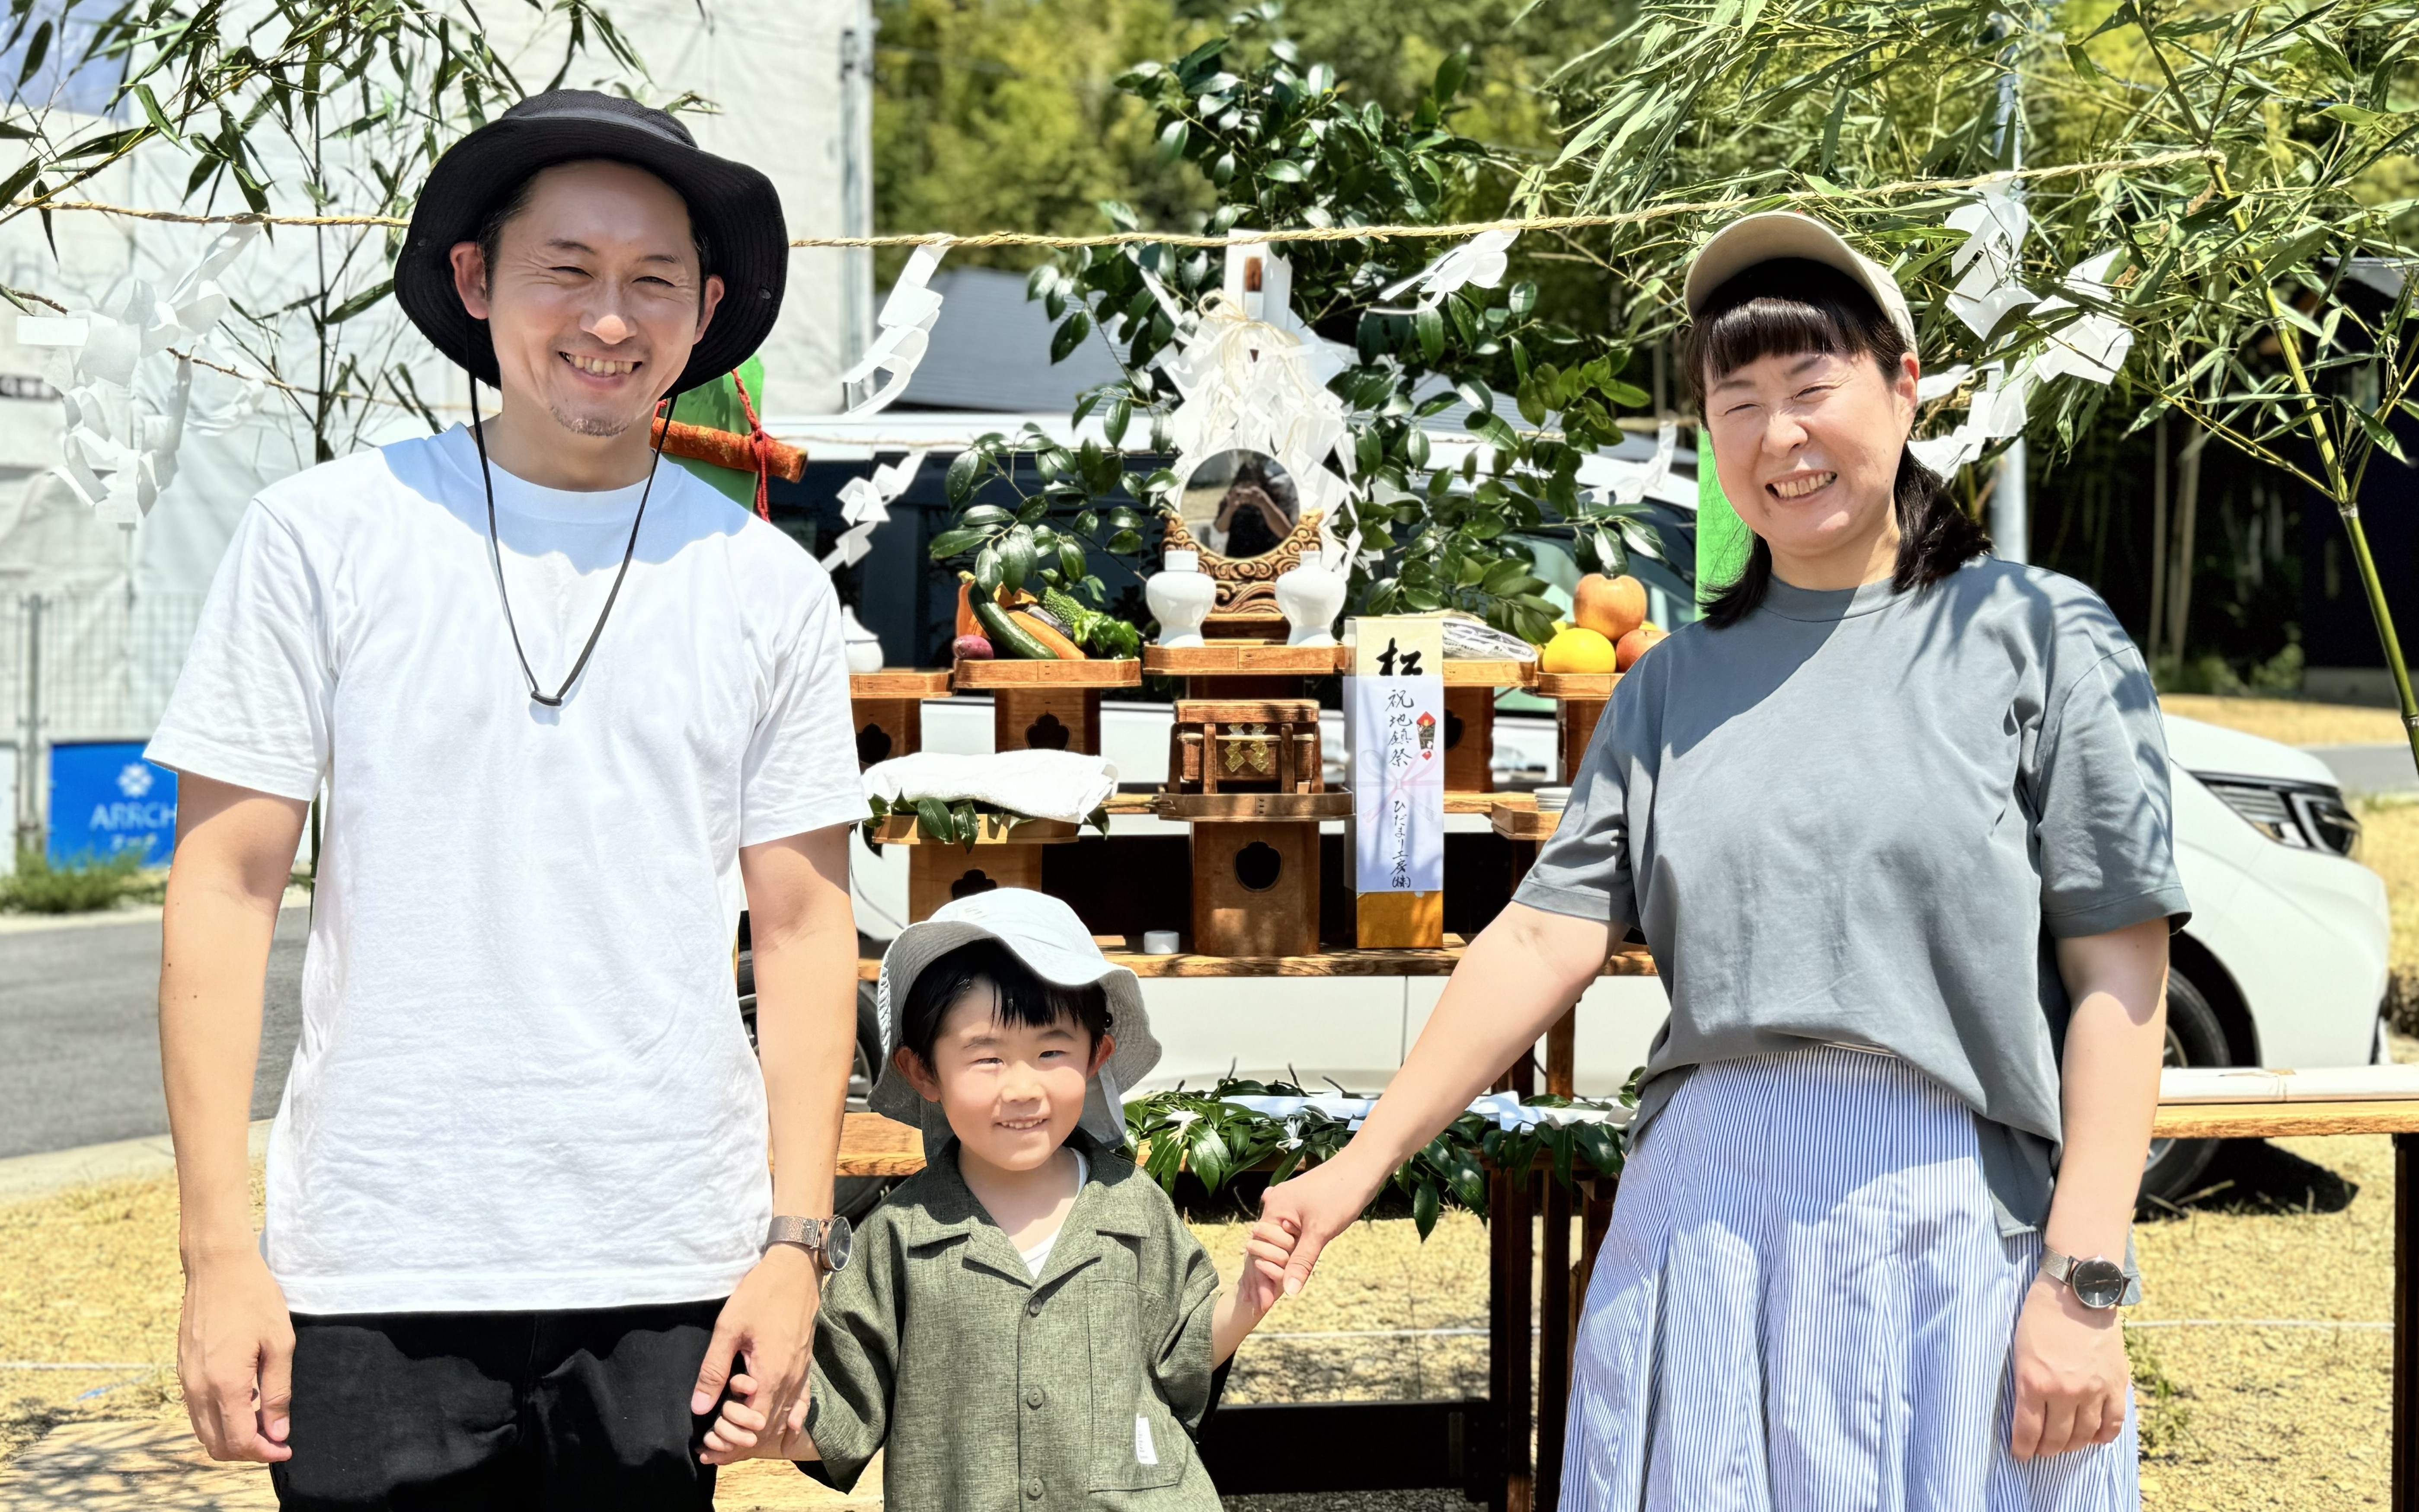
[
  {"xmin": 1016, "ymin": 1150, "xmax": 1090, "ymax": 1277},
  {"xmin": 147, "ymin": 425, "xmax": 863, "ymax": 1314}
]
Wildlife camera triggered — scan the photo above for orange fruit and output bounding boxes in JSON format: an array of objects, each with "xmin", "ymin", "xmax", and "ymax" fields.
[
  {"xmin": 1540, "ymin": 626, "xmax": 1618, "ymax": 674},
  {"xmin": 1616, "ymin": 622, "xmax": 1668, "ymax": 671},
  {"xmin": 1573, "ymin": 573, "xmax": 1648, "ymax": 641}
]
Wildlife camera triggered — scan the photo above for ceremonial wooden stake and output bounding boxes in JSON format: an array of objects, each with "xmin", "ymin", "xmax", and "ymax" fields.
[{"xmin": 2397, "ymin": 1132, "xmax": 2415, "ymax": 1511}]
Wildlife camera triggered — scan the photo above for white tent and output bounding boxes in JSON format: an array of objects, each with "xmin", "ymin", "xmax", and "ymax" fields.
[{"xmin": 0, "ymin": 0, "xmax": 873, "ymax": 840}]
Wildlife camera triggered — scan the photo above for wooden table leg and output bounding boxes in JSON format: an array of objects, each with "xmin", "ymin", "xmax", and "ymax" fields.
[
  {"xmin": 1538, "ymin": 1167, "xmax": 1571, "ymax": 1511},
  {"xmin": 2398, "ymin": 1132, "xmax": 2415, "ymax": 1511},
  {"xmin": 1527, "ymin": 1007, "xmax": 1581, "ymax": 1510},
  {"xmin": 1491, "ymin": 1056, "xmax": 1538, "ymax": 1512}
]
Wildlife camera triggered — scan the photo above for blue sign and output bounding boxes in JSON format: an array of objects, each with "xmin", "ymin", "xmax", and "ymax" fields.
[{"xmin": 49, "ymin": 742, "xmax": 178, "ymax": 866}]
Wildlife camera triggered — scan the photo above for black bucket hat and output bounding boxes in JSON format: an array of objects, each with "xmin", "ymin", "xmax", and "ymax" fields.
[{"xmin": 395, "ymin": 89, "xmax": 786, "ymax": 396}]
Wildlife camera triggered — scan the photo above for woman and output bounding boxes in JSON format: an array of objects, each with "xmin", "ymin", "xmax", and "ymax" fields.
[{"xmin": 1262, "ymin": 212, "xmax": 2181, "ymax": 1510}]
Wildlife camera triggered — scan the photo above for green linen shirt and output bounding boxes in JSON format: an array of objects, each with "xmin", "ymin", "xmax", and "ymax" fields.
[{"xmin": 801, "ymin": 1133, "xmax": 1224, "ymax": 1509}]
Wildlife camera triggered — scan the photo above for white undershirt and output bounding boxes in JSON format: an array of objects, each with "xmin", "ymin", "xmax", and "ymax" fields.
[{"xmin": 1017, "ymin": 1151, "xmax": 1090, "ymax": 1277}]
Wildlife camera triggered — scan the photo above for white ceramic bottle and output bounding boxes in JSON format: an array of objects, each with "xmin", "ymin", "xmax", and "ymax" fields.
[
  {"xmin": 1275, "ymin": 556, "xmax": 1347, "ymax": 647},
  {"xmin": 1146, "ymin": 549, "xmax": 1217, "ymax": 648},
  {"xmin": 839, "ymin": 604, "xmax": 886, "ymax": 674}
]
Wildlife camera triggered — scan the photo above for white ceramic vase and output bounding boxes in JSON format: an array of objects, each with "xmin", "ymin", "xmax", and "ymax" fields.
[
  {"xmin": 840, "ymin": 605, "xmax": 886, "ymax": 674},
  {"xmin": 1275, "ymin": 557, "xmax": 1347, "ymax": 647},
  {"xmin": 1146, "ymin": 550, "xmax": 1217, "ymax": 649}
]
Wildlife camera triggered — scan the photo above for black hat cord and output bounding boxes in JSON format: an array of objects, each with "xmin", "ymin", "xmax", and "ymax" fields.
[{"xmin": 469, "ymin": 377, "xmax": 676, "ymax": 709}]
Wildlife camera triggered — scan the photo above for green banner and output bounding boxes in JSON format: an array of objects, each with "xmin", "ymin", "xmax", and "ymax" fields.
[
  {"xmin": 1696, "ymin": 451, "xmax": 1750, "ymax": 604},
  {"xmin": 668, "ymin": 355, "xmax": 768, "ymax": 508}
]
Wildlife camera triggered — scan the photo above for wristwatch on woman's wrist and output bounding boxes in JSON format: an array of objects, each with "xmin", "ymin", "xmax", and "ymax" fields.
[
  {"xmin": 2039, "ymin": 1246, "xmax": 2132, "ymax": 1309},
  {"xmin": 766, "ymin": 1215, "xmax": 853, "ymax": 1274}
]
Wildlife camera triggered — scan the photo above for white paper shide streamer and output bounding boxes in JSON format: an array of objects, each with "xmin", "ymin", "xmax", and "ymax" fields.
[
  {"xmin": 821, "ymin": 238, "xmax": 955, "ymax": 569},
  {"xmin": 1911, "ymin": 178, "xmax": 2134, "ymax": 476},
  {"xmin": 16, "ymin": 223, "xmax": 259, "ymax": 526}
]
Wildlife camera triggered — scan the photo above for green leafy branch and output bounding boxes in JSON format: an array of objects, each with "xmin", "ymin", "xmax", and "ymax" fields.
[
  {"xmin": 1021, "ymin": 12, "xmax": 1666, "ymax": 646},
  {"xmin": 933, "ymin": 422, "xmax": 1166, "ymax": 623},
  {"xmin": 862, "ymin": 793, "xmax": 1111, "ymax": 851},
  {"xmin": 1123, "ymin": 1076, "xmax": 1635, "ymax": 1239}
]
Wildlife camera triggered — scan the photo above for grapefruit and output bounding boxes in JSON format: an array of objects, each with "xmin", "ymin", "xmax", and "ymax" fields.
[
  {"xmin": 1572, "ymin": 573, "xmax": 1647, "ymax": 641},
  {"xmin": 1540, "ymin": 625, "xmax": 1618, "ymax": 674},
  {"xmin": 1616, "ymin": 623, "xmax": 1668, "ymax": 671}
]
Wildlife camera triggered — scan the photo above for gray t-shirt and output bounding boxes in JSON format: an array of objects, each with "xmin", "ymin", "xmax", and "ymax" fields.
[{"xmin": 1515, "ymin": 557, "xmax": 2189, "ymax": 1233}]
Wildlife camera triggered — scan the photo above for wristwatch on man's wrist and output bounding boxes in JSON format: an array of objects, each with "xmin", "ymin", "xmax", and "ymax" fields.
[
  {"xmin": 766, "ymin": 1215, "xmax": 853, "ymax": 1274},
  {"xmin": 2039, "ymin": 1246, "xmax": 2132, "ymax": 1309}
]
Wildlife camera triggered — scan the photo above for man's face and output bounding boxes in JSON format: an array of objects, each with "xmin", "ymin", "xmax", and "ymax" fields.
[{"xmin": 448, "ymin": 160, "xmax": 725, "ymax": 440}]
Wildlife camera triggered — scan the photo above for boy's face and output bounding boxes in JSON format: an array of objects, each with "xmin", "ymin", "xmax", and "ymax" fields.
[{"xmin": 898, "ymin": 982, "xmax": 1115, "ymax": 1174}]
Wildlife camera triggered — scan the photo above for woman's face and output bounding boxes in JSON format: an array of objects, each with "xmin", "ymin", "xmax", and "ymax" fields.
[{"xmin": 1702, "ymin": 345, "xmax": 1919, "ymax": 583}]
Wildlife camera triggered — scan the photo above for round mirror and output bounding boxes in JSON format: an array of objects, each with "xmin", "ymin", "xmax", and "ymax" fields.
[{"xmin": 1178, "ymin": 449, "xmax": 1301, "ymax": 562}]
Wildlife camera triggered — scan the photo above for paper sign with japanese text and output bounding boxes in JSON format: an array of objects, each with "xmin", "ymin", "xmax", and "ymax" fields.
[{"xmin": 1345, "ymin": 616, "xmax": 1445, "ymax": 895}]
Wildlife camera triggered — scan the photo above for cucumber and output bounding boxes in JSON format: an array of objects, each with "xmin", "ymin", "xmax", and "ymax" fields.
[{"xmin": 972, "ymin": 597, "xmax": 1055, "ymax": 659}]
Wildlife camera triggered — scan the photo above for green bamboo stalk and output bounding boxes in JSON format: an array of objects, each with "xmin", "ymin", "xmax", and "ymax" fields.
[{"xmin": 2170, "ymin": 73, "xmax": 2419, "ymax": 775}]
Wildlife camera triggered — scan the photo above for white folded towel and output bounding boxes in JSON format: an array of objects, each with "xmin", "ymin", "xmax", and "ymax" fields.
[{"xmin": 863, "ymin": 749, "xmax": 1120, "ymax": 827}]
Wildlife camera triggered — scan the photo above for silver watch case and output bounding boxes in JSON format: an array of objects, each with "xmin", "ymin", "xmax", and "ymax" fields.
[
  {"xmin": 2041, "ymin": 1247, "xmax": 2128, "ymax": 1309},
  {"xmin": 766, "ymin": 1214, "xmax": 853, "ymax": 1272}
]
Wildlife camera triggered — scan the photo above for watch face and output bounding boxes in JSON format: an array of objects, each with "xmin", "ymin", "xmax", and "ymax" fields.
[
  {"xmin": 826, "ymin": 1215, "xmax": 853, "ymax": 1273},
  {"xmin": 2070, "ymin": 1257, "xmax": 2127, "ymax": 1309}
]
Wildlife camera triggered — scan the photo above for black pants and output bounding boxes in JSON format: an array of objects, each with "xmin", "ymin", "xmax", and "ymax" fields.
[{"xmin": 271, "ymin": 1298, "xmax": 725, "ymax": 1511}]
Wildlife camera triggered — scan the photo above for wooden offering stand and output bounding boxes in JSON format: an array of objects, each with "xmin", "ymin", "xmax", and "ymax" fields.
[
  {"xmin": 847, "ymin": 669, "xmax": 952, "ymax": 768},
  {"xmin": 1158, "ymin": 696, "xmax": 1342, "ymax": 957},
  {"xmin": 1143, "ymin": 641, "xmax": 1338, "ymax": 700},
  {"xmin": 867, "ymin": 813, "xmax": 1086, "ymax": 922},
  {"xmin": 950, "ymin": 656, "xmax": 1142, "ymax": 755},
  {"xmin": 1535, "ymin": 671, "xmax": 1620, "ymax": 779},
  {"xmin": 1438, "ymin": 656, "xmax": 1537, "ymax": 796}
]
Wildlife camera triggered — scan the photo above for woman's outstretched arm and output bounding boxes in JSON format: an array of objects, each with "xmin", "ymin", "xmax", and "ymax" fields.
[
  {"xmin": 1257, "ymin": 902, "xmax": 1614, "ymax": 1293},
  {"xmin": 2010, "ymin": 917, "xmax": 2169, "ymax": 1460}
]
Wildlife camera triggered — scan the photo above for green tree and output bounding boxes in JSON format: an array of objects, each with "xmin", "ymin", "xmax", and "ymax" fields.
[
  {"xmin": 872, "ymin": 0, "xmax": 1218, "ymax": 279},
  {"xmin": 1533, "ymin": 0, "xmax": 2419, "ymax": 765}
]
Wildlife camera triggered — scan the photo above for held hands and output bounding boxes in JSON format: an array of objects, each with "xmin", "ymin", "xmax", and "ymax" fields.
[
  {"xmin": 1210, "ymin": 1213, "xmax": 1304, "ymax": 1365},
  {"xmin": 1233, "ymin": 1216, "xmax": 1299, "ymax": 1324},
  {"xmin": 178, "ymin": 1248, "xmax": 296, "ymax": 1463},
  {"xmin": 695, "ymin": 1244, "xmax": 821, "ymax": 1467},
  {"xmin": 2008, "ymin": 1272, "xmax": 2131, "ymax": 1460},
  {"xmin": 1253, "ymin": 1148, "xmax": 1385, "ymax": 1299}
]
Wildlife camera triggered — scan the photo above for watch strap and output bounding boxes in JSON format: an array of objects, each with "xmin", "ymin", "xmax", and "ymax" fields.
[{"xmin": 767, "ymin": 1215, "xmax": 834, "ymax": 1257}]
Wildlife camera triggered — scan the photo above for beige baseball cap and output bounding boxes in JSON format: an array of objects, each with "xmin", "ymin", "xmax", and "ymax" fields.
[{"xmin": 1682, "ymin": 211, "xmax": 1916, "ymax": 348}]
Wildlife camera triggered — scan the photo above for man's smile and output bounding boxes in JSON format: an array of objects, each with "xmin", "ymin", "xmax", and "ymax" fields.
[{"xmin": 562, "ymin": 352, "xmax": 640, "ymax": 377}]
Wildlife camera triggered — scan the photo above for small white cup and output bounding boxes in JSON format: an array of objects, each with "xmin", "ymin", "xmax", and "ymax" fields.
[{"xmin": 1142, "ymin": 930, "xmax": 1182, "ymax": 955}]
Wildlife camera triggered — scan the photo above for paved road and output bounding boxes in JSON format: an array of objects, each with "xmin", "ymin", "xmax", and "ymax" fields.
[
  {"xmin": 2308, "ymin": 742, "xmax": 2419, "ymax": 796},
  {"xmin": 0, "ymin": 907, "xmax": 307, "ymax": 1159}
]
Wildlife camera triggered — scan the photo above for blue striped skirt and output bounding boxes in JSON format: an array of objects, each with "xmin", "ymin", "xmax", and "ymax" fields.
[{"xmin": 1561, "ymin": 1045, "xmax": 2138, "ymax": 1512}]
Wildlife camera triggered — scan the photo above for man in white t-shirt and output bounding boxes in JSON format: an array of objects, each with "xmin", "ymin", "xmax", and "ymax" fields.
[{"xmin": 150, "ymin": 91, "xmax": 864, "ymax": 1509}]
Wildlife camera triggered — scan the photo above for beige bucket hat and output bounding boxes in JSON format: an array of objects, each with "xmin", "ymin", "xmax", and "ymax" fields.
[{"xmin": 871, "ymin": 889, "xmax": 1160, "ymax": 1156}]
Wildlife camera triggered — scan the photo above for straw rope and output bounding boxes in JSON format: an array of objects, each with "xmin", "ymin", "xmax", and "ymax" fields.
[{"xmin": 0, "ymin": 147, "xmax": 2221, "ymax": 245}]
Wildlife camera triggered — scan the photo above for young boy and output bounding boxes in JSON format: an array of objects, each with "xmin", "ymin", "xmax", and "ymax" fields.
[{"xmin": 700, "ymin": 889, "xmax": 1297, "ymax": 1506}]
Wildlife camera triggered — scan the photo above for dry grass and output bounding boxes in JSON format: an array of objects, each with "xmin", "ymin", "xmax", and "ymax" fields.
[
  {"xmin": 2159, "ymin": 694, "xmax": 2405, "ymax": 747},
  {"xmin": 2356, "ymin": 797, "xmax": 2419, "ymax": 979},
  {"xmin": 0, "ymin": 1137, "xmax": 2406, "ymax": 1509}
]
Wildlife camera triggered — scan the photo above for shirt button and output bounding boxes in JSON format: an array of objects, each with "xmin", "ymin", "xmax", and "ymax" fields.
[
  {"xmin": 1026, "ymin": 1477, "xmax": 1045, "ymax": 1499},
  {"xmin": 1026, "ymin": 1387, "xmax": 1045, "ymax": 1409},
  {"xmin": 1027, "ymin": 1299, "xmax": 1043, "ymax": 1316}
]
